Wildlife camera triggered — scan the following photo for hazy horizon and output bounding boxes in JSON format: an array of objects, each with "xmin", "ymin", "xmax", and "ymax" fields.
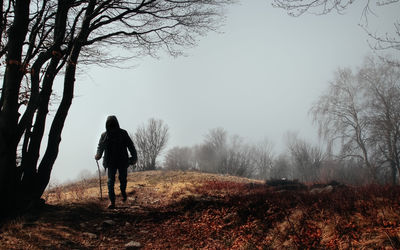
[{"xmin": 47, "ymin": 0, "xmax": 400, "ymax": 184}]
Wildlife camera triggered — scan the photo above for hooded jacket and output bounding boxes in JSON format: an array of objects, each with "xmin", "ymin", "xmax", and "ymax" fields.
[{"xmin": 96, "ymin": 116, "xmax": 137, "ymax": 169}]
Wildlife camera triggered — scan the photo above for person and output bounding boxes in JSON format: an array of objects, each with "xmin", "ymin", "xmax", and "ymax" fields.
[{"xmin": 95, "ymin": 115, "xmax": 137, "ymax": 209}]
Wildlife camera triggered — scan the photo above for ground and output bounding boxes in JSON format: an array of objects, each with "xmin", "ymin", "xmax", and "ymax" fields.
[{"xmin": 0, "ymin": 170, "xmax": 400, "ymax": 249}]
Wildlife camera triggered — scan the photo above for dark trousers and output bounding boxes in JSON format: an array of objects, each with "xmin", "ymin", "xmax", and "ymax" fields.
[{"xmin": 107, "ymin": 167, "xmax": 127, "ymax": 203}]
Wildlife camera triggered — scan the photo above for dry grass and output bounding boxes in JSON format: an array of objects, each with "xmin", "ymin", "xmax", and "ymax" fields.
[
  {"xmin": 44, "ymin": 170, "xmax": 261, "ymax": 205},
  {"xmin": 1, "ymin": 170, "xmax": 400, "ymax": 249}
]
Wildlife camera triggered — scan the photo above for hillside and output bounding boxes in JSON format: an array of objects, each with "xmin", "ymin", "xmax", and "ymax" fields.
[{"xmin": 1, "ymin": 170, "xmax": 400, "ymax": 249}]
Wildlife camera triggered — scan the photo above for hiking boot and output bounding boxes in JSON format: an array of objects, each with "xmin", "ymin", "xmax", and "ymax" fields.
[
  {"xmin": 107, "ymin": 203, "xmax": 115, "ymax": 209},
  {"xmin": 122, "ymin": 192, "xmax": 127, "ymax": 202}
]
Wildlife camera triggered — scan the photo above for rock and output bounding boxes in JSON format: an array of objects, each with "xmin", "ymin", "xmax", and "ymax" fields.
[
  {"xmin": 328, "ymin": 180, "xmax": 343, "ymax": 186},
  {"xmin": 266, "ymin": 179, "xmax": 307, "ymax": 191},
  {"xmin": 102, "ymin": 220, "xmax": 116, "ymax": 226},
  {"xmin": 324, "ymin": 185, "xmax": 333, "ymax": 193},
  {"xmin": 310, "ymin": 188, "xmax": 322, "ymax": 194},
  {"xmin": 125, "ymin": 241, "xmax": 141, "ymax": 249},
  {"xmin": 310, "ymin": 185, "xmax": 333, "ymax": 194},
  {"xmin": 83, "ymin": 232, "xmax": 97, "ymax": 239}
]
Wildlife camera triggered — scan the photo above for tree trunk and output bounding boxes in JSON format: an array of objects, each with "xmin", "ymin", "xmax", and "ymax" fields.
[
  {"xmin": 16, "ymin": 52, "xmax": 51, "ymax": 141},
  {"xmin": 391, "ymin": 162, "xmax": 397, "ymax": 185},
  {"xmin": 18, "ymin": 0, "xmax": 71, "ymax": 205},
  {"xmin": 35, "ymin": 58, "xmax": 77, "ymax": 198},
  {"xmin": 0, "ymin": 0, "xmax": 31, "ymax": 214},
  {"xmin": 20, "ymin": 57, "xmax": 61, "ymax": 195},
  {"xmin": 35, "ymin": 0, "xmax": 96, "ymax": 198}
]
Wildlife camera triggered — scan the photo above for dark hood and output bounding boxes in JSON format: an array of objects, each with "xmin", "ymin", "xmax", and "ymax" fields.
[{"xmin": 106, "ymin": 115, "xmax": 120, "ymax": 132}]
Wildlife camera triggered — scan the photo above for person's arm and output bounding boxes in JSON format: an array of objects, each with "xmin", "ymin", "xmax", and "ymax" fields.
[
  {"xmin": 124, "ymin": 131, "xmax": 137, "ymax": 164},
  {"xmin": 95, "ymin": 132, "xmax": 106, "ymax": 160}
]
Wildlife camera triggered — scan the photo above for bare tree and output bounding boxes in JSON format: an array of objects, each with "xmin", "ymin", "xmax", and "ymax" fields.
[
  {"xmin": 320, "ymin": 158, "xmax": 369, "ymax": 185},
  {"xmin": 164, "ymin": 146, "xmax": 194, "ymax": 171},
  {"xmin": 163, "ymin": 128, "xmax": 274, "ymax": 178},
  {"xmin": 286, "ymin": 132, "xmax": 325, "ymax": 182},
  {"xmin": 270, "ymin": 153, "xmax": 292, "ymax": 180},
  {"xmin": 311, "ymin": 57, "xmax": 400, "ymax": 183},
  {"xmin": 273, "ymin": 0, "xmax": 400, "ymax": 56},
  {"xmin": 273, "ymin": 0, "xmax": 355, "ymax": 16},
  {"xmin": 0, "ymin": 0, "xmax": 230, "ymax": 213},
  {"xmin": 196, "ymin": 127, "xmax": 228, "ymax": 173},
  {"xmin": 360, "ymin": 56, "xmax": 400, "ymax": 184},
  {"xmin": 251, "ymin": 138, "xmax": 275, "ymax": 179},
  {"xmin": 310, "ymin": 67, "xmax": 379, "ymax": 182},
  {"xmin": 134, "ymin": 118, "xmax": 169, "ymax": 170},
  {"xmin": 204, "ymin": 127, "xmax": 228, "ymax": 152},
  {"xmin": 191, "ymin": 128, "xmax": 253, "ymax": 176},
  {"xmin": 220, "ymin": 135, "xmax": 253, "ymax": 177},
  {"xmin": 192, "ymin": 144, "xmax": 210, "ymax": 172}
]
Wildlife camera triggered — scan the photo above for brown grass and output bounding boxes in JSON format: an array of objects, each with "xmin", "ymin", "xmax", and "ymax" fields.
[
  {"xmin": 1, "ymin": 170, "xmax": 399, "ymax": 249},
  {"xmin": 44, "ymin": 170, "xmax": 261, "ymax": 205}
]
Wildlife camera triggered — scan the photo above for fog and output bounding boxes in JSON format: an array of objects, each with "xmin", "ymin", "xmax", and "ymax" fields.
[{"xmin": 49, "ymin": 0, "xmax": 400, "ymax": 183}]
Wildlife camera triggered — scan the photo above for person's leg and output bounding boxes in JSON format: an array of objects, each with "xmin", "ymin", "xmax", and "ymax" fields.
[
  {"xmin": 118, "ymin": 167, "xmax": 128, "ymax": 202},
  {"xmin": 107, "ymin": 167, "xmax": 117, "ymax": 208}
]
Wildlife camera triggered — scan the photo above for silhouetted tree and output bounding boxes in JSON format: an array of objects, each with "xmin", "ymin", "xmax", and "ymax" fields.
[
  {"xmin": 0, "ymin": 0, "xmax": 231, "ymax": 214},
  {"xmin": 134, "ymin": 118, "xmax": 169, "ymax": 170}
]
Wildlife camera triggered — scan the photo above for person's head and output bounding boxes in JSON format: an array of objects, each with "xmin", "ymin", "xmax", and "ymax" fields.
[{"xmin": 106, "ymin": 115, "xmax": 120, "ymax": 131}]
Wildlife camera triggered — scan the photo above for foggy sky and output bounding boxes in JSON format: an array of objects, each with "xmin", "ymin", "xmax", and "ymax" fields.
[{"xmin": 49, "ymin": 0, "xmax": 400, "ymax": 183}]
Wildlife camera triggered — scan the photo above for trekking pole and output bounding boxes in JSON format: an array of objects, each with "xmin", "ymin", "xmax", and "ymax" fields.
[{"xmin": 96, "ymin": 160, "xmax": 103, "ymax": 199}]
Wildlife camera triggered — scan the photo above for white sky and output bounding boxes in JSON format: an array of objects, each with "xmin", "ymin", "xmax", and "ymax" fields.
[{"xmin": 49, "ymin": 0, "xmax": 400, "ymax": 183}]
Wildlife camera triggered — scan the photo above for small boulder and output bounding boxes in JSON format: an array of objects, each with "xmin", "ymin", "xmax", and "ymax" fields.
[
  {"xmin": 125, "ymin": 241, "xmax": 141, "ymax": 249},
  {"xmin": 266, "ymin": 179, "xmax": 307, "ymax": 191},
  {"xmin": 102, "ymin": 220, "xmax": 116, "ymax": 227},
  {"xmin": 310, "ymin": 185, "xmax": 333, "ymax": 194},
  {"xmin": 83, "ymin": 232, "xmax": 97, "ymax": 239}
]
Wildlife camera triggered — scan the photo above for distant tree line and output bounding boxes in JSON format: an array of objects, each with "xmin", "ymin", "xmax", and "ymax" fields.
[
  {"xmin": 163, "ymin": 128, "xmax": 274, "ymax": 179},
  {"xmin": 162, "ymin": 128, "xmax": 325, "ymax": 183},
  {"xmin": 161, "ymin": 56, "xmax": 400, "ymax": 185}
]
